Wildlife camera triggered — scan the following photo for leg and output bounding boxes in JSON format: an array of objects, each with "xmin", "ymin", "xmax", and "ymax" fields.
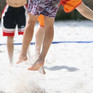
[
  {"xmin": 35, "ymin": 26, "xmax": 46, "ymax": 74},
  {"xmin": 35, "ymin": 26, "xmax": 45, "ymax": 56},
  {"xmin": 28, "ymin": 16, "xmax": 54, "ymax": 71},
  {"xmin": 16, "ymin": 13, "xmax": 38, "ymax": 64},
  {"xmin": 7, "ymin": 36, "xmax": 14, "ymax": 64}
]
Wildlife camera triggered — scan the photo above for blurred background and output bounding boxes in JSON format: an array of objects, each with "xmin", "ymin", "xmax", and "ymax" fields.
[{"xmin": 0, "ymin": 0, "xmax": 93, "ymax": 21}]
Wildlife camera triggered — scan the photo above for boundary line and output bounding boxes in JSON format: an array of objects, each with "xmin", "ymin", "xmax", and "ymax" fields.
[{"xmin": 1, "ymin": 41, "xmax": 93, "ymax": 45}]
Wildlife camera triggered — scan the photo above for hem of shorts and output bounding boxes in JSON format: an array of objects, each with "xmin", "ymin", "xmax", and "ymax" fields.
[
  {"xmin": 3, "ymin": 32, "xmax": 14, "ymax": 36},
  {"xmin": 27, "ymin": 11, "xmax": 55, "ymax": 18},
  {"xmin": 43, "ymin": 14, "xmax": 55, "ymax": 18},
  {"xmin": 18, "ymin": 32, "xmax": 24, "ymax": 35}
]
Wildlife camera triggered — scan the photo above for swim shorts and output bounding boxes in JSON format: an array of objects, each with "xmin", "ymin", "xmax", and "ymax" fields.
[
  {"xmin": 2, "ymin": 5, "xmax": 27, "ymax": 36},
  {"xmin": 59, "ymin": 0, "xmax": 82, "ymax": 13},
  {"xmin": 27, "ymin": 0, "xmax": 60, "ymax": 18}
]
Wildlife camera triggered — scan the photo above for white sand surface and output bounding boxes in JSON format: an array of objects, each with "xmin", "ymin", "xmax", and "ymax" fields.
[{"xmin": 0, "ymin": 20, "xmax": 93, "ymax": 93}]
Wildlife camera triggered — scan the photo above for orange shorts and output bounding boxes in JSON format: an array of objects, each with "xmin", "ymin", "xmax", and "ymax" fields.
[
  {"xmin": 37, "ymin": 14, "xmax": 44, "ymax": 27},
  {"xmin": 59, "ymin": 0, "xmax": 82, "ymax": 13},
  {"xmin": 38, "ymin": 0, "xmax": 82, "ymax": 26}
]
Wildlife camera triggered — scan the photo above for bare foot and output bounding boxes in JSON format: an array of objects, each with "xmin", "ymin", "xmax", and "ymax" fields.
[
  {"xmin": 28, "ymin": 61, "xmax": 44, "ymax": 71},
  {"xmin": 38, "ymin": 66, "xmax": 46, "ymax": 74},
  {"xmin": 16, "ymin": 56, "xmax": 27, "ymax": 64}
]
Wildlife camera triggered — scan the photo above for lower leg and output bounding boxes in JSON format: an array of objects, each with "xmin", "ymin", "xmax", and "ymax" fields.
[
  {"xmin": 28, "ymin": 16, "xmax": 54, "ymax": 71},
  {"xmin": 7, "ymin": 36, "xmax": 14, "ymax": 64},
  {"xmin": 38, "ymin": 16, "xmax": 54, "ymax": 62},
  {"xmin": 16, "ymin": 13, "xmax": 38, "ymax": 64},
  {"xmin": 35, "ymin": 26, "xmax": 46, "ymax": 74},
  {"xmin": 35, "ymin": 26, "xmax": 45, "ymax": 56}
]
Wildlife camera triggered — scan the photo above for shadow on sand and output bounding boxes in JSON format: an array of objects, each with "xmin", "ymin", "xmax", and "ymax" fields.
[{"xmin": 45, "ymin": 65, "xmax": 79, "ymax": 72}]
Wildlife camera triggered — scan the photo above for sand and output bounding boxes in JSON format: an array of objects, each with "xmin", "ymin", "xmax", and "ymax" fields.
[{"xmin": 0, "ymin": 20, "xmax": 93, "ymax": 93}]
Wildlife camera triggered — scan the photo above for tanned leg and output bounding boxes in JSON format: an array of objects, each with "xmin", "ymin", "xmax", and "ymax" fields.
[
  {"xmin": 35, "ymin": 26, "xmax": 46, "ymax": 74},
  {"xmin": 28, "ymin": 16, "xmax": 54, "ymax": 71},
  {"xmin": 16, "ymin": 13, "xmax": 38, "ymax": 64},
  {"xmin": 7, "ymin": 36, "xmax": 14, "ymax": 64},
  {"xmin": 35, "ymin": 26, "xmax": 45, "ymax": 55}
]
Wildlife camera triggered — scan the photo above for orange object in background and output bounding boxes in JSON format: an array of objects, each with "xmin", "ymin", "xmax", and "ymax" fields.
[
  {"xmin": 38, "ymin": 14, "xmax": 45, "ymax": 27},
  {"xmin": 59, "ymin": 0, "xmax": 82, "ymax": 13}
]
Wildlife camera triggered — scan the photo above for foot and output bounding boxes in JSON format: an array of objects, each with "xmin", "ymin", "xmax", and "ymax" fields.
[
  {"xmin": 28, "ymin": 59, "xmax": 44, "ymax": 71},
  {"xmin": 38, "ymin": 66, "xmax": 46, "ymax": 74},
  {"xmin": 16, "ymin": 56, "xmax": 27, "ymax": 64}
]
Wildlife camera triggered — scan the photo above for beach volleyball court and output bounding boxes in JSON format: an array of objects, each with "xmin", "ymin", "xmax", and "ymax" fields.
[{"xmin": 0, "ymin": 21, "xmax": 93, "ymax": 93}]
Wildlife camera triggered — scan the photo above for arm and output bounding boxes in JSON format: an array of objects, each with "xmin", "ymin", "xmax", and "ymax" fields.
[{"xmin": 76, "ymin": 2, "xmax": 93, "ymax": 20}]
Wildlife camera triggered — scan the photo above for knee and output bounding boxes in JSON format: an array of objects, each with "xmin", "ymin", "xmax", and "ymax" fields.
[
  {"xmin": 26, "ymin": 20, "xmax": 35, "ymax": 30},
  {"xmin": 27, "ymin": 16, "xmax": 37, "ymax": 27}
]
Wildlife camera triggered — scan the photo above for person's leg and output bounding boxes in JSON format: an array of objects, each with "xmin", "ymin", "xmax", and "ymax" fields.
[
  {"xmin": 7, "ymin": 36, "xmax": 14, "ymax": 64},
  {"xmin": 28, "ymin": 16, "xmax": 54, "ymax": 71},
  {"xmin": 16, "ymin": 13, "xmax": 38, "ymax": 64},
  {"xmin": 35, "ymin": 26, "xmax": 45, "ymax": 56},
  {"xmin": 35, "ymin": 26, "xmax": 46, "ymax": 74}
]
